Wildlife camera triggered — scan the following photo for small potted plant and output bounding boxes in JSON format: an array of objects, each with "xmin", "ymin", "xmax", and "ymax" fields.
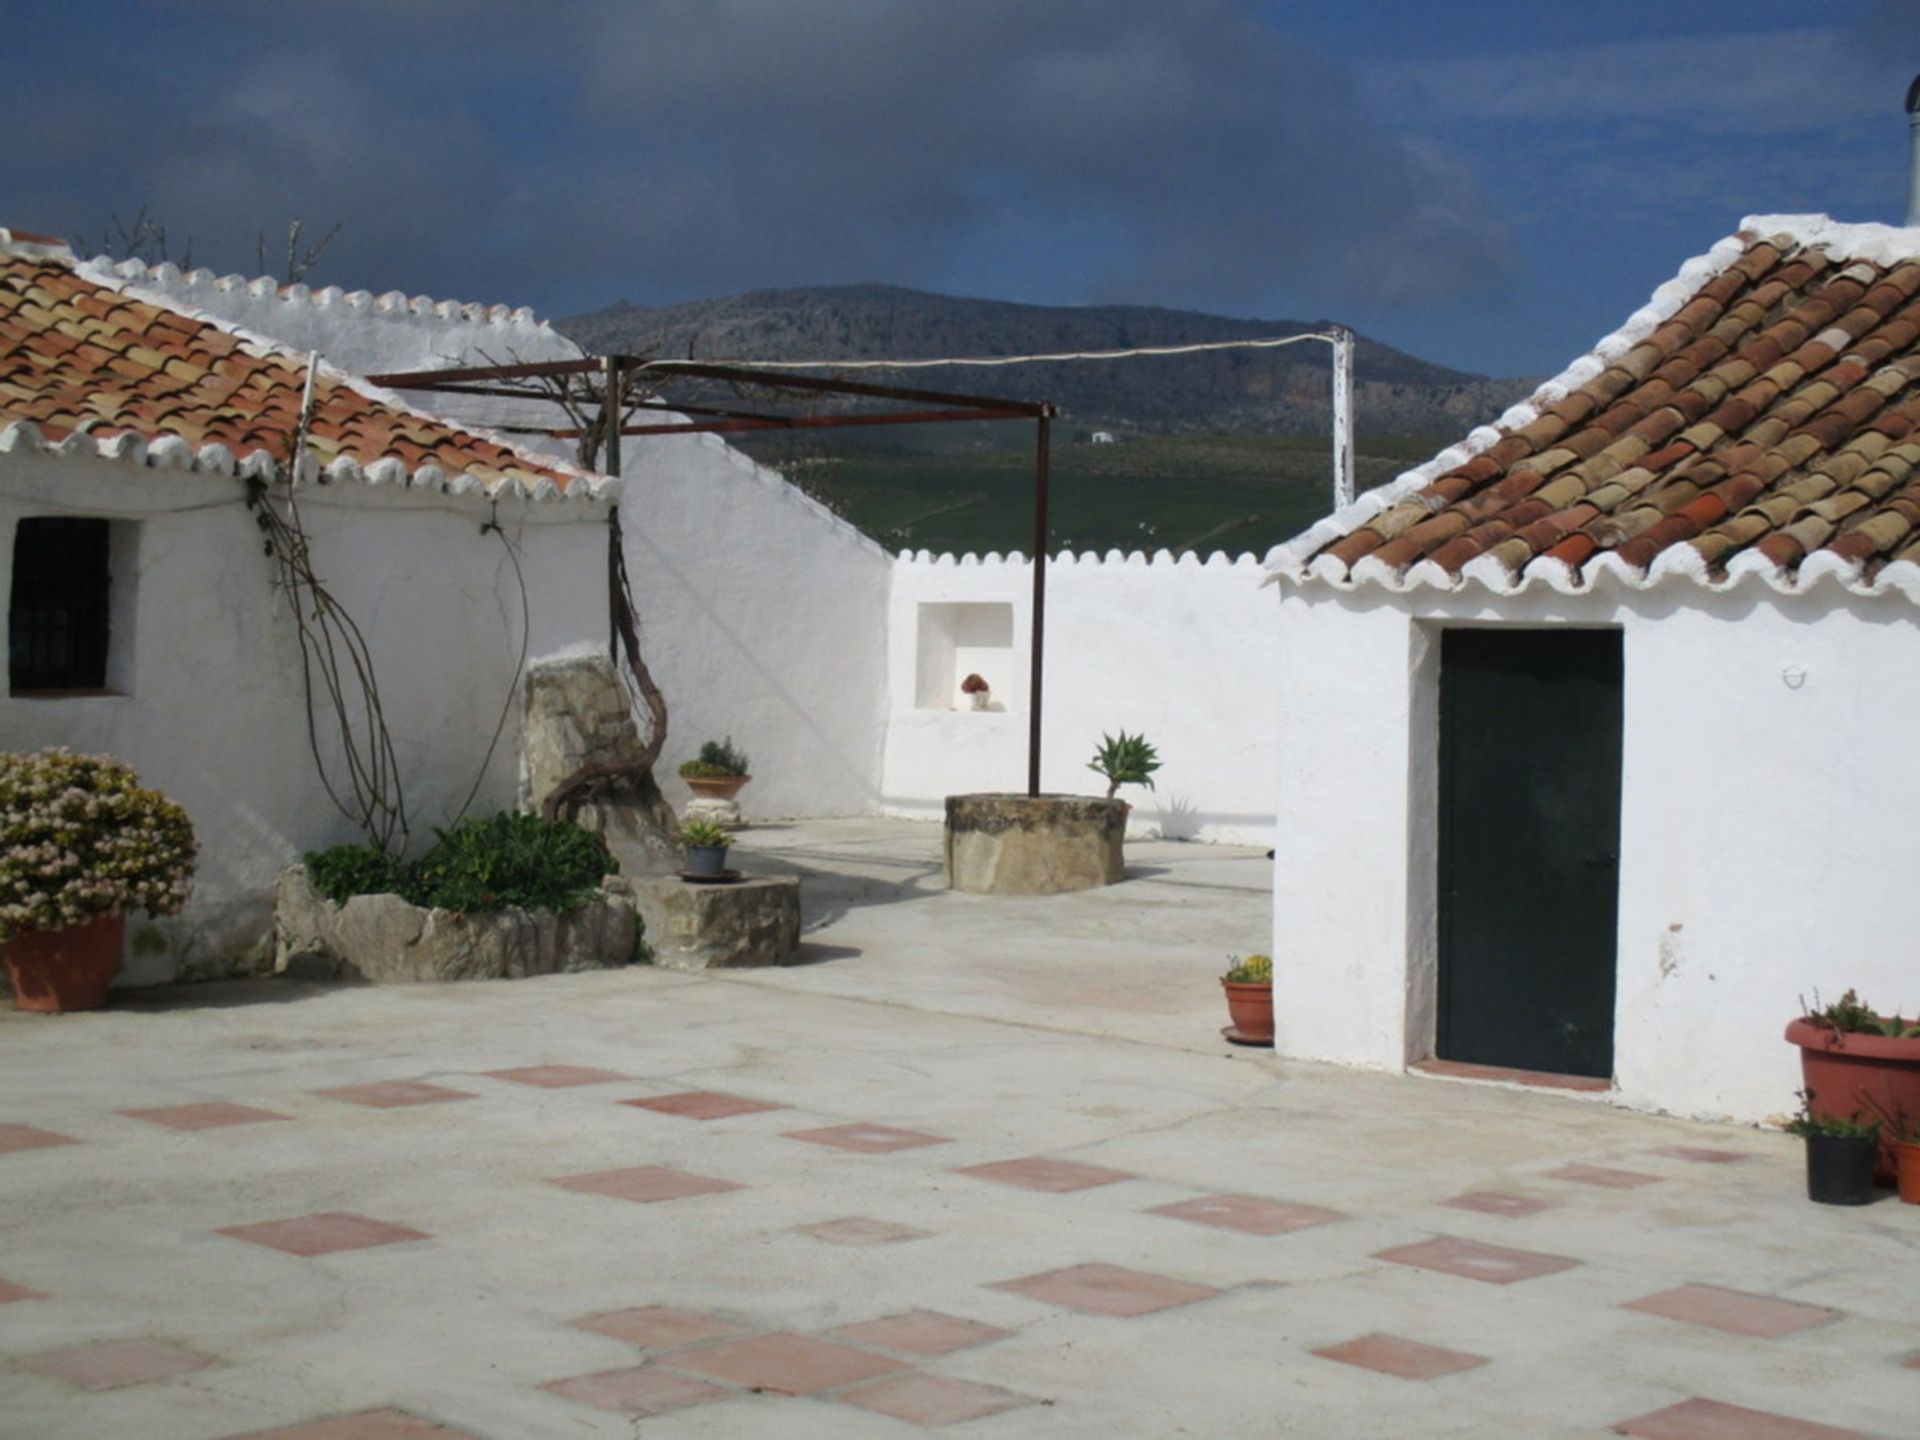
[
  {"xmin": 680, "ymin": 819, "xmax": 734, "ymax": 880},
  {"xmin": 678, "ymin": 737, "xmax": 751, "ymax": 804},
  {"xmin": 961, "ymin": 673, "xmax": 992, "ymax": 711},
  {"xmin": 1088, "ymin": 731, "xmax": 1160, "ymax": 801},
  {"xmin": 1785, "ymin": 988, "xmax": 1920, "ymax": 1180},
  {"xmin": 1, "ymin": 748, "xmax": 197, "ymax": 1012},
  {"xmin": 1785, "ymin": 1090, "xmax": 1880, "ymax": 1206},
  {"xmin": 1220, "ymin": 952, "xmax": 1274, "ymax": 1047}
]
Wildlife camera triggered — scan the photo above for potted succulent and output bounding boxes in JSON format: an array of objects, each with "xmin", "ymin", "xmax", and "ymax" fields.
[
  {"xmin": 1785, "ymin": 1092, "xmax": 1880, "ymax": 1206},
  {"xmin": 678, "ymin": 737, "xmax": 751, "ymax": 804},
  {"xmin": 961, "ymin": 672, "xmax": 992, "ymax": 711},
  {"xmin": 0, "ymin": 748, "xmax": 197, "ymax": 1012},
  {"xmin": 680, "ymin": 819, "xmax": 734, "ymax": 880},
  {"xmin": 1785, "ymin": 989, "xmax": 1920, "ymax": 1180},
  {"xmin": 1221, "ymin": 952, "xmax": 1274, "ymax": 1047},
  {"xmin": 1088, "ymin": 731, "xmax": 1160, "ymax": 802}
]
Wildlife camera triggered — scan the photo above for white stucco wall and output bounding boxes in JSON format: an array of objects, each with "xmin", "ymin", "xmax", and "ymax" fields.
[
  {"xmin": 122, "ymin": 258, "xmax": 896, "ymax": 823},
  {"xmin": 1269, "ymin": 577, "xmax": 1920, "ymax": 1125},
  {"xmin": 884, "ymin": 550, "xmax": 1281, "ymax": 844},
  {"xmin": 613, "ymin": 430, "xmax": 893, "ymax": 820},
  {"xmin": 1, "ymin": 451, "xmax": 606, "ymax": 983}
]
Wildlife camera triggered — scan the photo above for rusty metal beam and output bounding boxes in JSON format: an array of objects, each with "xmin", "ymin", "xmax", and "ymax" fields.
[
  {"xmin": 497, "ymin": 405, "xmax": 1031, "ymax": 438},
  {"xmin": 644, "ymin": 359, "xmax": 1053, "ymax": 418}
]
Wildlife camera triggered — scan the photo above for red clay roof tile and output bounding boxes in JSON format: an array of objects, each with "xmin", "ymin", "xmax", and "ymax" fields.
[{"xmin": 0, "ymin": 247, "xmax": 595, "ymax": 500}]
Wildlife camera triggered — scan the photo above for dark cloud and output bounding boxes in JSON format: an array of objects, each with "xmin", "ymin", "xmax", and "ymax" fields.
[{"xmin": 1, "ymin": 1, "xmax": 1513, "ymax": 323}]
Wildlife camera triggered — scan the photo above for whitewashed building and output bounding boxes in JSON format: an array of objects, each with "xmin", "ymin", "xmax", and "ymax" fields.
[{"xmin": 1263, "ymin": 215, "xmax": 1920, "ymax": 1125}]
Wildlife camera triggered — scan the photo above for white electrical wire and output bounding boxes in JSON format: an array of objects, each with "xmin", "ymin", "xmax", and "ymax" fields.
[{"xmin": 639, "ymin": 330, "xmax": 1339, "ymax": 374}]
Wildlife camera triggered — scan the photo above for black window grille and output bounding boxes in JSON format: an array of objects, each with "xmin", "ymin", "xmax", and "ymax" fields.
[{"xmin": 9, "ymin": 517, "xmax": 112, "ymax": 692}]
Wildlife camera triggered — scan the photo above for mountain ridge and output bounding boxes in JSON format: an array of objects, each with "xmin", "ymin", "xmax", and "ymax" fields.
[{"xmin": 558, "ymin": 283, "xmax": 1530, "ymax": 437}]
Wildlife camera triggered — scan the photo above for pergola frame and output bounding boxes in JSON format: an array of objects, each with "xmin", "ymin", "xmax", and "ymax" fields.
[{"xmin": 369, "ymin": 355, "xmax": 1061, "ymax": 796}]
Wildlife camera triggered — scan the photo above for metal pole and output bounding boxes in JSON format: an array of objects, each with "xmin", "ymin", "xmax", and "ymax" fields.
[
  {"xmin": 603, "ymin": 355, "xmax": 623, "ymax": 665},
  {"xmin": 1331, "ymin": 327, "xmax": 1355, "ymax": 509},
  {"xmin": 1027, "ymin": 412, "xmax": 1051, "ymax": 798}
]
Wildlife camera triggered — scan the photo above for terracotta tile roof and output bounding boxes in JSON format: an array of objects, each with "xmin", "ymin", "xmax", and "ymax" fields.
[
  {"xmin": 0, "ymin": 233, "xmax": 607, "ymax": 502},
  {"xmin": 1271, "ymin": 215, "xmax": 1920, "ymax": 602}
]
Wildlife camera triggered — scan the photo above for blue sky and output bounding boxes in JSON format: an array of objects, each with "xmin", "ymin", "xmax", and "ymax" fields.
[{"xmin": 4, "ymin": 1, "xmax": 1916, "ymax": 376}]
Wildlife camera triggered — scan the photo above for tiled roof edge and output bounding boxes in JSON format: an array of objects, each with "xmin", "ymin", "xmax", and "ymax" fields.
[
  {"xmin": 46, "ymin": 251, "xmax": 617, "ymax": 505},
  {"xmin": 896, "ymin": 547, "xmax": 1268, "ymax": 570},
  {"xmin": 89, "ymin": 253, "xmax": 555, "ymax": 334},
  {"xmin": 1256, "ymin": 214, "xmax": 1920, "ymax": 601}
]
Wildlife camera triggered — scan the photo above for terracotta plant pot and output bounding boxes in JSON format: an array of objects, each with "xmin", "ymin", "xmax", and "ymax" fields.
[
  {"xmin": 2, "ymin": 912, "xmax": 126, "ymax": 1013},
  {"xmin": 1803, "ymin": 1130, "xmax": 1878, "ymax": 1206},
  {"xmin": 684, "ymin": 775, "xmax": 749, "ymax": 803},
  {"xmin": 1785, "ymin": 1017, "xmax": 1920, "ymax": 1181},
  {"xmin": 1893, "ymin": 1139, "xmax": 1920, "ymax": 1205},
  {"xmin": 1221, "ymin": 978, "xmax": 1274, "ymax": 1047}
]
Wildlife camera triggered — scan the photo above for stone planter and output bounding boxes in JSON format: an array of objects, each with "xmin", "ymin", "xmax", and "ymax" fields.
[
  {"xmin": 944, "ymin": 793, "xmax": 1126, "ymax": 895},
  {"xmin": 274, "ymin": 866, "xmax": 640, "ymax": 983},
  {"xmin": 683, "ymin": 774, "xmax": 750, "ymax": 829}
]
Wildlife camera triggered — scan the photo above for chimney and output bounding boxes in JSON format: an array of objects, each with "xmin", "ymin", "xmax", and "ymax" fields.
[{"xmin": 1908, "ymin": 74, "xmax": 1920, "ymax": 226}]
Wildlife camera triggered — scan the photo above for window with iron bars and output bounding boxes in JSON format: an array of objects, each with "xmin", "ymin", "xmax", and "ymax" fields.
[{"xmin": 9, "ymin": 517, "xmax": 112, "ymax": 693}]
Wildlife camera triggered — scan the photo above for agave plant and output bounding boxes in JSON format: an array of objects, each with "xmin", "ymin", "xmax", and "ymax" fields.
[{"xmin": 1087, "ymin": 731, "xmax": 1160, "ymax": 799}]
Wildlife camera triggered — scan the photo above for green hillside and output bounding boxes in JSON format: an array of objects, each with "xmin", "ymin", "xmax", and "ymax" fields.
[{"xmin": 736, "ymin": 429, "xmax": 1446, "ymax": 558}]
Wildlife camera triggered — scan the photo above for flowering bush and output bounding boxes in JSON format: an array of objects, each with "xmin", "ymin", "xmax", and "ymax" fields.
[
  {"xmin": 960, "ymin": 673, "xmax": 990, "ymax": 695},
  {"xmin": 0, "ymin": 749, "xmax": 197, "ymax": 940}
]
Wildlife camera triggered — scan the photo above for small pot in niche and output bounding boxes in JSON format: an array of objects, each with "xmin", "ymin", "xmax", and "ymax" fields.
[{"xmin": 960, "ymin": 673, "xmax": 992, "ymax": 711}]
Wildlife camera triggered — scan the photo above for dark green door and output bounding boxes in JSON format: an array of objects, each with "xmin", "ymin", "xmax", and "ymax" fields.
[{"xmin": 1438, "ymin": 628, "xmax": 1622, "ymax": 1078}]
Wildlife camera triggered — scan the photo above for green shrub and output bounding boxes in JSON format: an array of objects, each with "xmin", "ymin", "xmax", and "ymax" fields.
[
  {"xmin": 302, "ymin": 812, "xmax": 614, "ymax": 915},
  {"xmin": 305, "ymin": 843, "xmax": 404, "ymax": 905},
  {"xmin": 679, "ymin": 737, "xmax": 750, "ymax": 778},
  {"xmin": 1802, "ymin": 988, "xmax": 1920, "ymax": 1038}
]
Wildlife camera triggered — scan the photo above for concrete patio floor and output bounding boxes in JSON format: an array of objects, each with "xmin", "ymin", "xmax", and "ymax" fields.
[{"xmin": 2, "ymin": 818, "xmax": 1916, "ymax": 1438}]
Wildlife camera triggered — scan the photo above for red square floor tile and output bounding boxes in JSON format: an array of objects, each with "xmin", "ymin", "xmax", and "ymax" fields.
[
  {"xmin": 572, "ymin": 1306, "xmax": 742, "ymax": 1349},
  {"xmin": 1905, "ymin": 1351, "xmax": 1920, "ymax": 1370},
  {"xmin": 1440, "ymin": 1191, "xmax": 1555, "ymax": 1219},
  {"xmin": 623, "ymin": 1090, "xmax": 786, "ymax": 1120},
  {"xmin": 0, "ymin": 1121, "xmax": 79, "ymax": 1153},
  {"xmin": 121, "ymin": 1102, "xmax": 291, "ymax": 1131},
  {"xmin": 828, "ymin": 1311, "xmax": 1011, "ymax": 1356},
  {"xmin": 1545, "ymin": 1163, "xmax": 1661, "ymax": 1189},
  {"xmin": 667, "ymin": 1331, "xmax": 907, "ymax": 1395},
  {"xmin": 216, "ymin": 1211, "xmax": 431, "ymax": 1257},
  {"xmin": 481, "ymin": 1065, "xmax": 626, "ymax": 1088},
  {"xmin": 952, "ymin": 1156, "xmax": 1136, "ymax": 1192},
  {"xmin": 1149, "ymin": 1194, "xmax": 1345, "ymax": 1236},
  {"xmin": 783, "ymin": 1122, "xmax": 950, "ymax": 1153},
  {"xmin": 1373, "ymin": 1236, "xmax": 1579, "ymax": 1285},
  {"xmin": 838, "ymin": 1373, "xmax": 1033, "ymax": 1426},
  {"xmin": 0, "ymin": 1277, "xmax": 46, "ymax": 1303},
  {"xmin": 1650, "ymin": 1146, "xmax": 1751, "ymax": 1165},
  {"xmin": 549, "ymin": 1165, "xmax": 743, "ymax": 1203},
  {"xmin": 1612, "ymin": 1396, "xmax": 1875, "ymax": 1439},
  {"xmin": 14, "ymin": 1336, "xmax": 214, "ymax": 1390},
  {"xmin": 794, "ymin": 1216, "xmax": 931, "ymax": 1246},
  {"xmin": 991, "ymin": 1262, "xmax": 1220, "ymax": 1317},
  {"xmin": 1621, "ymin": 1285, "xmax": 1836, "ymax": 1339},
  {"xmin": 314, "ymin": 1081, "xmax": 477, "ymax": 1108},
  {"xmin": 541, "ymin": 1365, "xmax": 726, "ymax": 1418},
  {"xmin": 219, "ymin": 1410, "xmax": 475, "ymax": 1440},
  {"xmin": 1311, "ymin": 1332, "xmax": 1489, "ymax": 1381}
]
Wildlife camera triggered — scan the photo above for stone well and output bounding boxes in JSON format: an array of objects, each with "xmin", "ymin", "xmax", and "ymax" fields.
[{"xmin": 944, "ymin": 793, "xmax": 1127, "ymax": 895}]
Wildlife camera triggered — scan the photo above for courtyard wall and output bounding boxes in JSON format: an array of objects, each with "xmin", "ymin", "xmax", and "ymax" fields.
[{"xmin": 884, "ymin": 548, "xmax": 1280, "ymax": 845}]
